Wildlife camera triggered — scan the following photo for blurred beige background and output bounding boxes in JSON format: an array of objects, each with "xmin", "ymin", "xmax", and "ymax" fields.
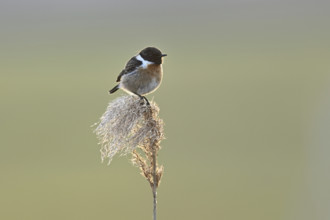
[{"xmin": 1, "ymin": 0, "xmax": 330, "ymax": 219}]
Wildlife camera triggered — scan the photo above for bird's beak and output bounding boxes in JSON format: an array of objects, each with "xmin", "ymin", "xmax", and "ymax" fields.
[{"xmin": 161, "ymin": 54, "xmax": 167, "ymax": 57}]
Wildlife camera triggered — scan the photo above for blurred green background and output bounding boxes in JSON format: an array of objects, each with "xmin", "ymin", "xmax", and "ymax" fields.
[{"xmin": 1, "ymin": 1, "xmax": 330, "ymax": 219}]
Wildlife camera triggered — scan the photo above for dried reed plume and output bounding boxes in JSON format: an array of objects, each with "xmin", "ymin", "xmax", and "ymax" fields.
[{"xmin": 94, "ymin": 95, "xmax": 164, "ymax": 220}]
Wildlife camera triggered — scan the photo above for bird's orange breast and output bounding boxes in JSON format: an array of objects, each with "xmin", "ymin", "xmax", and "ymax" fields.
[{"xmin": 140, "ymin": 64, "xmax": 162, "ymax": 82}]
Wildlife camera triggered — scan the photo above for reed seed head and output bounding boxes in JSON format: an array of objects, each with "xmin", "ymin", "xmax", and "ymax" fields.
[{"xmin": 94, "ymin": 96, "xmax": 164, "ymax": 165}]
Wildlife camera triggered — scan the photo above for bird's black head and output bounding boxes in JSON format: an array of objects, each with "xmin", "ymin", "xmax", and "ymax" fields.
[{"xmin": 139, "ymin": 47, "xmax": 167, "ymax": 65}]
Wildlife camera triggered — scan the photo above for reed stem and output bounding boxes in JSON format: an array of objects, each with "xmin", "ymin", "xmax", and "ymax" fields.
[{"xmin": 152, "ymin": 142, "xmax": 157, "ymax": 220}]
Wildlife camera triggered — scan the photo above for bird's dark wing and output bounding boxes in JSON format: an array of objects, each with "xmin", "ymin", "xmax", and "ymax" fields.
[{"xmin": 116, "ymin": 56, "xmax": 142, "ymax": 82}]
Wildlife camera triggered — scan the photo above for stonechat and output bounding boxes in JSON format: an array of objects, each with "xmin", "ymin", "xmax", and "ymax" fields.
[{"xmin": 109, "ymin": 47, "xmax": 167, "ymax": 105}]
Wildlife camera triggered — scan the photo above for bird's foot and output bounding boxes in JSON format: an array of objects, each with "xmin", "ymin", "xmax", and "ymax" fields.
[
  {"xmin": 143, "ymin": 97, "xmax": 150, "ymax": 106},
  {"xmin": 135, "ymin": 93, "xmax": 150, "ymax": 106}
]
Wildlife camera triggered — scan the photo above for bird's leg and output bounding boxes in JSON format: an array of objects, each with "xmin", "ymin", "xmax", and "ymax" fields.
[
  {"xmin": 143, "ymin": 96, "xmax": 150, "ymax": 106},
  {"xmin": 134, "ymin": 93, "xmax": 150, "ymax": 106}
]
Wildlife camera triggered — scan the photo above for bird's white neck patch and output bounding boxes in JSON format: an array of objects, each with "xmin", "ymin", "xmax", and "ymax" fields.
[{"xmin": 136, "ymin": 54, "xmax": 153, "ymax": 68}]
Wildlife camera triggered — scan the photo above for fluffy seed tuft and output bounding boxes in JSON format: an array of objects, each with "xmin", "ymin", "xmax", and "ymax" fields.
[{"xmin": 94, "ymin": 96, "xmax": 164, "ymax": 173}]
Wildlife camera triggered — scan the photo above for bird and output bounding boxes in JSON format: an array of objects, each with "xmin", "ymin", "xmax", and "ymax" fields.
[{"xmin": 109, "ymin": 47, "xmax": 167, "ymax": 105}]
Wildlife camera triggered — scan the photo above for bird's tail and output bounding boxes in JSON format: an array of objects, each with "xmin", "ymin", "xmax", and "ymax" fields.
[{"xmin": 109, "ymin": 85, "xmax": 119, "ymax": 94}]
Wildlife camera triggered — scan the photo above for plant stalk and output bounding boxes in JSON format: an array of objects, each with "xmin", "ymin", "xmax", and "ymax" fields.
[{"xmin": 152, "ymin": 142, "xmax": 157, "ymax": 220}]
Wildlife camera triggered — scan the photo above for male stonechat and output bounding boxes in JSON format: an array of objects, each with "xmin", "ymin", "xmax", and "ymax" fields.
[{"xmin": 109, "ymin": 47, "xmax": 167, "ymax": 105}]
